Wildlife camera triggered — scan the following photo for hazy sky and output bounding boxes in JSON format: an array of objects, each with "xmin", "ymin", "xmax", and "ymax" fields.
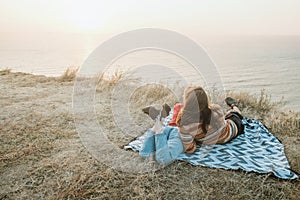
[{"xmin": 0, "ymin": 0, "xmax": 300, "ymax": 35}]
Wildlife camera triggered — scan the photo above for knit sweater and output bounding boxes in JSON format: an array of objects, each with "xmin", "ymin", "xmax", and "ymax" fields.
[{"xmin": 178, "ymin": 104, "xmax": 238, "ymax": 153}]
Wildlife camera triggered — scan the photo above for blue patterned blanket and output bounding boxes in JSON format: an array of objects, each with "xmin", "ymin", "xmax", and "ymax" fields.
[{"xmin": 124, "ymin": 113, "xmax": 298, "ymax": 179}]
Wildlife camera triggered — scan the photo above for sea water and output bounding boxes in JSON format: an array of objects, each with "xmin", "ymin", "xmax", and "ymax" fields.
[{"xmin": 0, "ymin": 33, "xmax": 299, "ymax": 112}]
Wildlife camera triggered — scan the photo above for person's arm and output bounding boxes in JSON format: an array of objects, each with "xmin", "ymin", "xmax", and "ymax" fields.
[
  {"xmin": 154, "ymin": 127, "xmax": 184, "ymax": 164},
  {"xmin": 168, "ymin": 103, "xmax": 183, "ymax": 126},
  {"xmin": 178, "ymin": 131, "xmax": 197, "ymax": 154}
]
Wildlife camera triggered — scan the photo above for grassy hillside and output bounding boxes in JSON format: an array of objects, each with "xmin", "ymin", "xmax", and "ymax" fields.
[{"xmin": 0, "ymin": 69, "xmax": 299, "ymax": 199}]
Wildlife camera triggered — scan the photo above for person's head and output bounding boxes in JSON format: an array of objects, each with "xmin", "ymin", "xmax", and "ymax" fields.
[{"xmin": 179, "ymin": 86, "xmax": 211, "ymax": 133}]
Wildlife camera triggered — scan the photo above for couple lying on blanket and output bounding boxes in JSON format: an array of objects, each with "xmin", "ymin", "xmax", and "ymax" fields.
[{"xmin": 140, "ymin": 86, "xmax": 244, "ymax": 164}]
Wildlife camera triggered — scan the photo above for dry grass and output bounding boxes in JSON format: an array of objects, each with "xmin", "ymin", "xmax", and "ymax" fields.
[
  {"xmin": 57, "ymin": 67, "xmax": 79, "ymax": 82},
  {"xmin": 227, "ymin": 89, "xmax": 284, "ymax": 119},
  {"xmin": 227, "ymin": 90, "xmax": 300, "ymax": 136},
  {"xmin": 97, "ymin": 68, "xmax": 141, "ymax": 89},
  {"xmin": 0, "ymin": 68, "xmax": 11, "ymax": 75},
  {"xmin": 0, "ymin": 70, "xmax": 299, "ymax": 200}
]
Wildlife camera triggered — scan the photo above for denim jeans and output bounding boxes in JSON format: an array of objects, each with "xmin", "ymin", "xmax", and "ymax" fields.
[{"xmin": 139, "ymin": 126, "xmax": 184, "ymax": 164}]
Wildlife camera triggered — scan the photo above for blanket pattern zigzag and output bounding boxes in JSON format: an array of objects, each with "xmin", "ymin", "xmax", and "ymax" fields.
[{"xmin": 124, "ymin": 113, "xmax": 298, "ymax": 179}]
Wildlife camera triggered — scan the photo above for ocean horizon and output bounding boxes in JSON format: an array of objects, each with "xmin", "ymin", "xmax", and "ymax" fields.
[{"xmin": 0, "ymin": 32, "xmax": 299, "ymax": 112}]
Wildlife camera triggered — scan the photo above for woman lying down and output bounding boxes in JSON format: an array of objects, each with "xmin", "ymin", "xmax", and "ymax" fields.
[{"xmin": 140, "ymin": 86, "xmax": 244, "ymax": 164}]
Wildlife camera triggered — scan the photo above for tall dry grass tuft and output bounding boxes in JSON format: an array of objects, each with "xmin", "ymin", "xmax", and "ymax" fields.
[
  {"xmin": 0, "ymin": 68, "xmax": 11, "ymax": 75},
  {"xmin": 57, "ymin": 67, "xmax": 79, "ymax": 82},
  {"xmin": 96, "ymin": 69, "xmax": 140, "ymax": 92}
]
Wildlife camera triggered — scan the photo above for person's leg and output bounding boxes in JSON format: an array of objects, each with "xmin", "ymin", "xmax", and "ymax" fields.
[
  {"xmin": 225, "ymin": 97, "xmax": 244, "ymax": 135},
  {"xmin": 139, "ymin": 129, "xmax": 155, "ymax": 157},
  {"xmin": 232, "ymin": 105, "xmax": 241, "ymax": 114},
  {"xmin": 226, "ymin": 105, "xmax": 241, "ymax": 115},
  {"xmin": 225, "ymin": 97, "xmax": 242, "ymax": 114}
]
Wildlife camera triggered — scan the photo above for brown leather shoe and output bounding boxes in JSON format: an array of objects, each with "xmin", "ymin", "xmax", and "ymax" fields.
[
  {"xmin": 225, "ymin": 97, "xmax": 238, "ymax": 108},
  {"xmin": 142, "ymin": 103, "xmax": 171, "ymax": 120},
  {"xmin": 161, "ymin": 103, "xmax": 171, "ymax": 118},
  {"xmin": 142, "ymin": 106, "xmax": 160, "ymax": 120}
]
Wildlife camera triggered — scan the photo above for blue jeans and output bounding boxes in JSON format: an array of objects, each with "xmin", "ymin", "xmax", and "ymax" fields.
[{"xmin": 139, "ymin": 126, "xmax": 184, "ymax": 164}]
